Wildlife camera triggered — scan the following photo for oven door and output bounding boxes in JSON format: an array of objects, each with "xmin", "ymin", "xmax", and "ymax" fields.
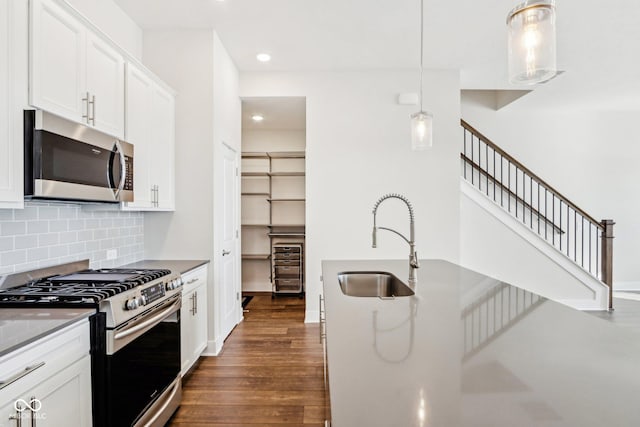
[{"xmin": 105, "ymin": 295, "xmax": 181, "ymax": 426}]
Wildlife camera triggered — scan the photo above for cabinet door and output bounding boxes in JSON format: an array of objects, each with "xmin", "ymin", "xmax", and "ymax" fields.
[
  {"xmin": 150, "ymin": 85, "xmax": 175, "ymax": 210},
  {"xmin": 0, "ymin": 0, "xmax": 24, "ymax": 208},
  {"xmin": 86, "ymin": 31, "xmax": 124, "ymax": 138},
  {"xmin": 30, "ymin": 355, "xmax": 92, "ymax": 427},
  {"xmin": 180, "ymin": 288, "xmax": 195, "ymax": 376},
  {"xmin": 123, "ymin": 63, "xmax": 153, "ymax": 209},
  {"xmin": 193, "ymin": 283, "xmax": 208, "ymax": 357},
  {"xmin": 30, "ymin": 0, "xmax": 86, "ymax": 123}
]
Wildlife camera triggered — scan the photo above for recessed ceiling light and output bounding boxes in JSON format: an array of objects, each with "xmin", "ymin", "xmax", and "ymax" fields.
[
  {"xmin": 251, "ymin": 114, "xmax": 264, "ymax": 122},
  {"xmin": 256, "ymin": 53, "xmax": 271, "ymax": 63}
]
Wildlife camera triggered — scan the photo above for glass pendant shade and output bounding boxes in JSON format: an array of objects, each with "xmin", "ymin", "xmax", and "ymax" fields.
[
  {"xmin": 507, "ymin": 0, "xmax": 556, "ymax": 85},
  {"xmin": 410, "ymin": 111, "xmax": 433, "ymax": 150}
]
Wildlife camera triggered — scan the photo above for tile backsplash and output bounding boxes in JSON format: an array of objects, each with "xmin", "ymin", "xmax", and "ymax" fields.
[{"xmin": 0, "ymin": 202, "xmax": 144, "ymax": 275}]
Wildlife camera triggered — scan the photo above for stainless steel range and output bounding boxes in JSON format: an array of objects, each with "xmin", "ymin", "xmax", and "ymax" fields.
[{"xmin": 0, "ymin": 260, "xmax": 183, "ymax": 427}]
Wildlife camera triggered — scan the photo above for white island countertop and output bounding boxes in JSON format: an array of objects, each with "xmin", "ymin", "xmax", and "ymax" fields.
[{"xmin": 322, "ymin": 259, "xmax": 640, "ymax": 427}]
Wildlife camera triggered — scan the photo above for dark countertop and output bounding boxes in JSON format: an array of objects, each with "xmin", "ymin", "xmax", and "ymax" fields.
[
  {"xmin": 119, "ymin": 259, "xmax": 210, "ymax": 275},
  {"xmin": 322, "ymin": 259, "xmax": 640, "ymax": 427},
  {"xmin": 0, "ymin": 308, "xmax": 94, "ymax": 357}
]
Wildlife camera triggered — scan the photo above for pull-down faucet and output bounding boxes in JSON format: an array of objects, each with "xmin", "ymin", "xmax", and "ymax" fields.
[{"xmin": 372, "ymin": 193, "xmax": 419, "ymax": 284}]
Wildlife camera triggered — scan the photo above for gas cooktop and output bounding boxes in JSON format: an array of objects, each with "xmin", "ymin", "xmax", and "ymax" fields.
[{"xmin": 0, "ymin": 268, "xmax": 171, "ymax": 305}]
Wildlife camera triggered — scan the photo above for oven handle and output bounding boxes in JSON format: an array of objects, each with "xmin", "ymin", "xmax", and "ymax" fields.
[
  {"xmin": 114, "ymin": 297, "xmax": 180, "ymax": 341},
  {"xmin": 141, "ymin": 379, "xmax": 181, "ymax": 427},
  {"xmin": 113, "ymin": 140, "xmax": 126, "ymax": 200}
]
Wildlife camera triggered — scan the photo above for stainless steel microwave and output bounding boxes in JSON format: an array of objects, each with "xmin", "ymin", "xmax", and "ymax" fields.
[{"xmin": 24, "ymin": 110, "xmax": 134, "ymax": 203}]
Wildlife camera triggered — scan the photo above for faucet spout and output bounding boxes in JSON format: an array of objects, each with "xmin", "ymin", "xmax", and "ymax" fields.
[{"xmin": 371, "ymin": 193, "xmax": 419, "ymax": 284}]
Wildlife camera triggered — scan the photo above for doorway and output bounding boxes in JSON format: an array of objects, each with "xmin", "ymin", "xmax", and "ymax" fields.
[{"xmin": 239, "ymin": 97, "xmax": 307, "ymax": 308}]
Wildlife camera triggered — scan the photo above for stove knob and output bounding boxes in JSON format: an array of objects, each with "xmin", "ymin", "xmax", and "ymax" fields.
[
  {"xmin": 126, "ymin": 298, "xmax": 139, "ymax": 310},
  {"xmin": 177, "ymin": 277, "xmax": 183, "ymax": 287},
  {"xmin": 166, "ymin": 280, "xmax": 175, "ymax": 291},
  {"xmin": 138, "ymin": 295, "xmax": 147, "ymax": 306}
]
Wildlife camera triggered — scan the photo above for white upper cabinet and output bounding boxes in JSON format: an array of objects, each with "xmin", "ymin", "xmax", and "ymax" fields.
[
  {"xmin": 85, "ymin": 31, "xmax": 125, "ymax": 138},
  {"xmin": 0, "ymin": 0, "xmax": 27, "ymax": 208},
  {"xmin": 123, "ymin": 62, "xmax": 175, "ymax": 211},
  {"xmin": 29, "ymin": 0, "xmax": 124, "ymax": 139}
]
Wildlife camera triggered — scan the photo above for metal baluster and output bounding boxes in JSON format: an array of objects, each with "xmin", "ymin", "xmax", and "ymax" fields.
[
  {"xmin": 589, "ymin": 223, "xmax": 592, "ymax": 273},
  {"xmin": 485, "ymin": 142, "xmax": 489, "ymax": 196},
  {"xmin": 567, "ymin": 204, "xmax": 570, "ymax": 257},
  {"xmin": 544, "ymin": 188, "xmax": 548, "ymax": 240},
  {"xmin": 463, "ymin": 131, "xmax": 467, "ymax": 179},
  {"xmin": 537, "ymin": 183, "xmax": 541, "ymax": 234},
  {"xmin": 500, "ymin": 157, "xmax": 504, "ymax": 207},
  {"xmin": 493, "ymin": 148, "xmax": 496, "ymax": 202},
  {"xmin": 552, "ymin": 195, "xmax": 556, "ymax": 246},
  {"xmin": 581, "ymin": 217, "xmax": 585, "ymax": 268},
  {"xmin": 529, "ymin": 176, "xmax": 533, "ymax": 228},
  {"xmin": 515, "ymin": 166, "xmax": 518, "ymax": 219},
  {"xmin": 574, "ymin": 210, "xmax": 577, "ymax": 262},
  {"xmin": 559, "ymin": 200, "xmax": 563, "ymax": 251},
  {"xmin": 471, "ymin": 135, "xmax": 474, "ymax": 185}
]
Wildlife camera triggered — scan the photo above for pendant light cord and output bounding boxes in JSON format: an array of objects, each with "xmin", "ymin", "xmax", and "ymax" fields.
[{"xmin": 419, "ymin": 0, "xmax": 424, "ymax": 112}]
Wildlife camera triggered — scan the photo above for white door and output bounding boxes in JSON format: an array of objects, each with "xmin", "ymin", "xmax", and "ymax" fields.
[{"xmin": 219, "ymin": 143, "xmax": 240, "ymax": 340}]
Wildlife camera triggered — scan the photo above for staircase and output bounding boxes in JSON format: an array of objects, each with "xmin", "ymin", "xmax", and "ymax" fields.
[{"xmin": 460, "ymin": 120, "xmax": 614, "ymax": 309}]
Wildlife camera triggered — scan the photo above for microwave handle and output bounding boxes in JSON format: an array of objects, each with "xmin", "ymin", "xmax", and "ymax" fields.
[{"xmin": 113, "ymin": 140, "xmax": 126, "ymax": 199}]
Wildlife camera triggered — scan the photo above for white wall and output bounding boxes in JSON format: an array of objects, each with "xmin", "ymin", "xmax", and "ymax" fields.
[
  {"xmin": 241, "ymin": 70, "xmax": 461, "ymax": 321},
  {"xmin": 142, "ymin": 30, "xmax": 241, "ymax": 355},
  {"xmin": 462, "ymin": 91, "xmax": 640, "ymax": 289},
  {"xmin": 66, "ymin": 0, "xmax": 143, "ymax": 60},
  {"xmin": 211, "ymin": 31, "xmax": 242, "ymax": 350}
]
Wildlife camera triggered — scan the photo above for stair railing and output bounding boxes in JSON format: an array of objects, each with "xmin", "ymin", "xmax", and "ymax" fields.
[{"xmin": 460, "ymin": 119, "xmax": 614, "ymax": 309}]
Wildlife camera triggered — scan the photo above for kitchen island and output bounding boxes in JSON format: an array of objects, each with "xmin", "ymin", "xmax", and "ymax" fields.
[{"xmin": 322, "ymin": 259, "xmax": 640, "ymax": 427}]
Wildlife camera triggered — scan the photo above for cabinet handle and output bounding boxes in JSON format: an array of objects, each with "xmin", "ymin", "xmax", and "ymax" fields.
[
  {"xmin": 82, "ymin": 92, "xmax": 90, "ymax": 124},
  {"xmin": 0, "ymin": 362, "xmax": 45, "ymax": 391},
  {"xmin": 222, "ymin": 250, "xmax": 231, "ymax": 256},
  {"xmin": 9, "ymin": 401, "xmax": 22, "ymax": 426},
  {"xmin": 89, "ymin": 94, "xmax": 96, "ymax": 125},
  {"xmin": 194, "ymin": 290, "xmax": 198, "ymax": 315},
  {"xmin": 29, "ymin": 396, "xmax": 36, "ymax": 427},
  {"xmin": 156, "ymin": 185, "xmax": 160, "ymax": 206},
  {"xmin": 191, "ymin": 292, "xmax": 196, "ymax": 316}
]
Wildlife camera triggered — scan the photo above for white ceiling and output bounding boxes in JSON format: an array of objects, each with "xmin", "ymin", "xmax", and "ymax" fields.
[
  {"xmin": 115, "ymin": 0, "xmax": 640, "ymax": 112},
  {"xmin": 242, "ymin": 97, "xmax": 306, "ymax": 130}
]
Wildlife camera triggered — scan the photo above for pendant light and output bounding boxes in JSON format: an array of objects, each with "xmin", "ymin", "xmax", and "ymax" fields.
[
  {"xmin": 507, "ymin": 0, "xmax": 557, "ymax": 85},
  {"xmin": 411, "ymin": 0, "xmax": 433, "ymax": 150}
]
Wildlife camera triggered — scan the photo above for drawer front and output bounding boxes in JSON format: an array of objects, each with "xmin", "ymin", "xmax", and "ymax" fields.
[
  {"xmin": 274, "ymin": 246, "xmax": 301, "ymax": 253},
  {"xmin": 182, "ymin": 264, "xmax": 208, "ymax": 294},
  {"xmin": 275, "ymin": 278, "xmax": 301, "ymax": 291},
  {"xmin": 275, "ymin": 266, "xmax": 300, "ymax": 277},
  {"xmin": 274, "ymin": 252, "xmax": 300, "ymax": 260},
  {"xmin": 274, "ymin": 259, "xmax": 299, "ymax": 266}
]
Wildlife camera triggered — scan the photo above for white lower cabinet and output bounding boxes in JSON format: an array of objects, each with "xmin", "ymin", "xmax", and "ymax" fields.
[
  {"xmin": 0, "ymin": 320, "xmax": 92, "ymax": 427},
  {"xmin": 180, "ymin": 265, "xmax": 209, "ymax": 376}
]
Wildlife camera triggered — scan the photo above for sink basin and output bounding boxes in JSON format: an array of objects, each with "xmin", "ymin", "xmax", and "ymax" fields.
[{"xmin": 338, "ymin": 271, "xmax": 414, "ymax": 298}]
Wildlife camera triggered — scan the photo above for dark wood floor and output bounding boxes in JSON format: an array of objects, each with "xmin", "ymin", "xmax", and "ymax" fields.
[{"xmin": 168, "ymin": 295, "xmax": 329, "ymax": 426}]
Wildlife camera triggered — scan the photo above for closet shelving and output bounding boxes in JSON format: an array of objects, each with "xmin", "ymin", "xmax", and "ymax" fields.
[{"xmin": 241, "ymin": 151, "xmax": 305, "ymax": 296}]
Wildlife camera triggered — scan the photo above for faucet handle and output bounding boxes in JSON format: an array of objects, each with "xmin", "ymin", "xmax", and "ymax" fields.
[
  {"xmin": 411, "ymin": 251, "xmax": 420, "ymax": 268},
  {"xmin": 372, "ymin": 226, "xmax": 377, "ymax": 248}
]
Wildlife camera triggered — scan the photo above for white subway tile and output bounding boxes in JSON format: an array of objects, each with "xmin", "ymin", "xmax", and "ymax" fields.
[
  {"xmin": 59, "ymin": 231, "xmax": 78, "ymax": 244},
  {"xmin": 77, "ymin": 230, "xmax": 93, "ymax": 241},
  {"xmin": 50, "ymin": 245, "xmax": 69, "ymax": 257},
  {"xmin": 58, "ymin": 206, "xmax": 78, "ymax": 219},
  {"xmin": 68, "ymin": 219, "xmax": 85, "ymax": 231},
  {"xmin": 38, "ymin": 206, "xmax": 59, "ymax": 220},
  {"xmin": 68, "ymin": 242, "xmax": 85, "ymax": 255},
  {"xmin": 27, "ymin": 221, "xmax": 48, "ymax": 234},
  {"xmin": 100, "ymin": 239, "xmax": 114, "ymax": 250},
  {"xmin": 1, "ymin": 222, "xmax": 26, "ymax": 236},
  {"xmin": 49, "ymin": 220, "xmax": 68, "ymax": 232},
  {"xmin": 38, "ymin": 233, "xmax": 59, "ymax": 247},
  {"xmin": 100, "ymin": 219, "xmax": 113, "ymax": 228},
  {"xmin": 14, "ymin": 235, "xmax": 38, "ymax": 250},
  {"xmin": 14, "ymin": 208, "xmax": 37, "ymax": 221},
  {"xmin": 85, "ymin": 219, "xmax": 99, "ymax": 228},
  {"xmin": 0, "ymin": 237, "xmax": 12, "ymax": 251},
  {"xmin": 1, "ymin": 250, "xmax": 26, "ymax": 266},
  {"xmin": 85, "ymin": 240, "xmax": 99, "ymax": 251},
  {"xmin": 94, "ymin": 229, "xmax": 107, "ymax": 239},
  {"xmin": 27, "ymin": 247, "xmax": 49, "ymax": 262}
]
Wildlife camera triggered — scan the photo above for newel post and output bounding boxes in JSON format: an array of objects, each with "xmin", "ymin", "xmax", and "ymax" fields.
[{"xmin": 601, "ymin": 219, "xmax": 615, "ymax": 310}]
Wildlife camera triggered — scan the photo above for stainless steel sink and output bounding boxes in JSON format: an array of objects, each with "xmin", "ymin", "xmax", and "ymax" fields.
[{"xmin": 338, "ymin": 271, "xmax": 414, "ymax": 298}]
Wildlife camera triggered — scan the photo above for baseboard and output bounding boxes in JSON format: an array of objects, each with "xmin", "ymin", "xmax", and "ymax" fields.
[
  {"xmin": 201, "ymin": 339, "xmax": 222, "ymax": 356},
  {"xmin": 614, "ymin": 281, "xmax": 640, "ymax": 291},
  {"xmin": 305, "ymin": 309, "xmax": 320, "ymax": 324}
]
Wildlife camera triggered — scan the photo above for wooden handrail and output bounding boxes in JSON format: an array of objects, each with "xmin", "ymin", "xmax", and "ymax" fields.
[
  {"xmin": 461, "ymin": 119, "xmax": 603, "ymax": 229},
  {"xmin": 461, "ymin": 154, "xmax": 564, "ymax": 234}
]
